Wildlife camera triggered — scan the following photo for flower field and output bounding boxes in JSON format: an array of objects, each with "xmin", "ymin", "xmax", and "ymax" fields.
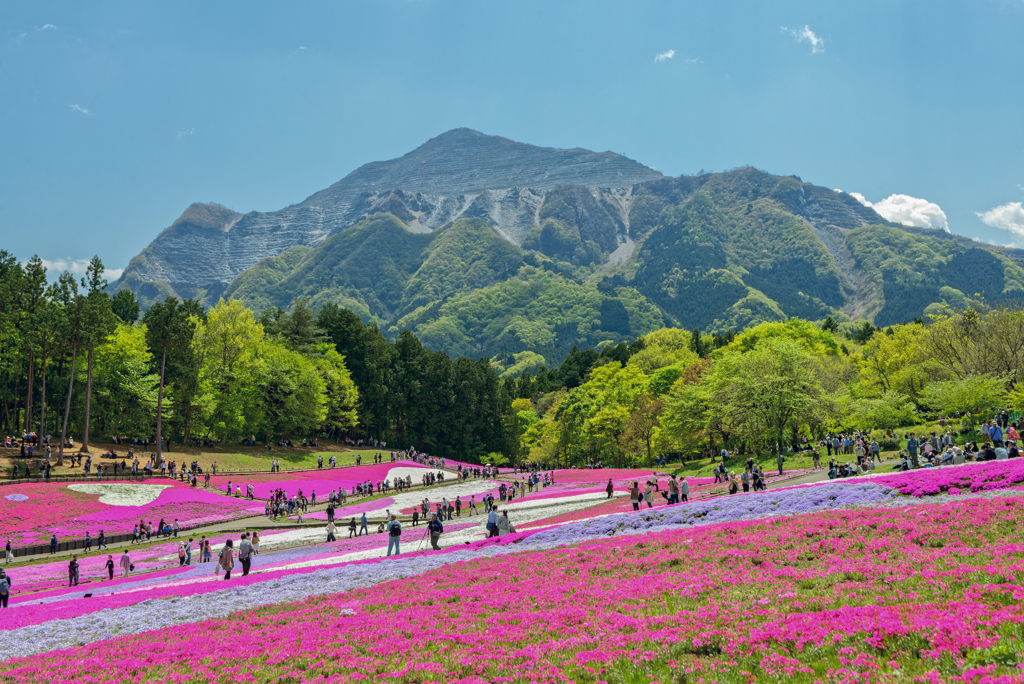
[
  {"xmin": 0, "ymin": 480, "xmax": 264, "ymax": 544},
  {"xmin": 1, "ymin": 461, "xmax": 1023, "ymax": 682}
]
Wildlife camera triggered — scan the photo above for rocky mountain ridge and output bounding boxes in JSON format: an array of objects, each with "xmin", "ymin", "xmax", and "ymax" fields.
[{"xmin": 114, "ymin": 129, "xmax": 661, "ymax": 304}]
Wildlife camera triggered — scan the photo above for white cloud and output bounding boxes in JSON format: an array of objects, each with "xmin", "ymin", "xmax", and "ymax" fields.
[
  {"xmin": 69, "ymin": 103, "xmax": 92, "ymax": 116},
  {"xmin": 849, "ymin": 192, "xmax": 871, "ymax": 207},
  {"xmin": 36, "ymin": 24, "xmax": 57, "ymax": 32},
  {"xmin": 847, "ymin": 192, "xmax": 949, "ymax": 232},
  {"xmin": 782, "ymin": 25, "xmax": 824, "ymax": 53},
  {"xmin": 176, "ymin": 128, "xmax": 195, "ymax": 139},
  {"xmin": 684, "ymin": 57, "xmax": 703, "ymax": 64},
  {"xmin": 976, "ymin": 202, "xmax": 1024, "ymax": 245},
  {"xmin": 654, "ymin": 49, "xmax": 675, "ymax": 62},
  {"xmin": 31, "ymin": 258, "xmax": 122, "ymax": 281}
]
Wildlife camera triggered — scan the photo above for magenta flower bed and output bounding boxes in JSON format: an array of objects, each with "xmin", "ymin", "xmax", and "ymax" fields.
[
  {"xmin": 0, "ymin": 480, "xmax": 262, "ymax": 545},
  {"xmin": 873, "ymin": 459, "xmax": 1024, "ymax": 497}
]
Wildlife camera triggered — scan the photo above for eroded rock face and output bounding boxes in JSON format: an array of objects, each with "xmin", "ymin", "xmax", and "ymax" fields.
[{"xmin": 114, "ymin": 128, "xmax": 662, "ymax": 304}]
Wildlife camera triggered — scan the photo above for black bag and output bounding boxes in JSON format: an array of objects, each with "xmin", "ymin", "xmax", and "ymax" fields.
[{"xmin": 390, "ymin": 524, "xmax": 401, "ymax": 538}]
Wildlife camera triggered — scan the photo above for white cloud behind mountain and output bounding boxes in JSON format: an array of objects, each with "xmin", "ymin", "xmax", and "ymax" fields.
[
  {"xmin": 849, "ymin": 192, "xmax": 949, "ymax": 232},
  {"xmin": 976, "ymin": 202, "xmax": 1024, "ymax": 246}
]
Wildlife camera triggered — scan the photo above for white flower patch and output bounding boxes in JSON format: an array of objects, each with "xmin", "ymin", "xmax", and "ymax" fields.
[
  {"xmin": 385, "ymin": 466, "xmax": 458, "ymax": 483},
  {"xmin": 500, "ymin": 490, "xmax": 626, "ymax": 512},
  {"xmin": 334, "ymin": 478, "xmax": 501, "ymax": 520},
  {"xmin": 68, "ymin": 483, "xmax": 171, "ymax": 507}
]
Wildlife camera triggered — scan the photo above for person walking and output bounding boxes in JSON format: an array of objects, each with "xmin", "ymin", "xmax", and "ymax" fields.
[
  {"xmin": 84, "ymin": 531, "xmax": 92, "ymax": 553},
  {"xmin": 605, "ymin": 479, "xmax": 614, "ymax": 499},
  {"xmin": 358, "ymin": 512, "xmax": 368, "ymax": 537},
  {"xmin": 630, "ymin": 482, "xmax": 640, "ymax": 511},
  {"xmin": 98, "ymin": 530, "xmax": 106, "ymax": 550},
  {"xmin": 487, "ymin": 506, "xmax": 499, "ymax": 538},
  {"xmin": 386, "ymin": 515, "xmax": 402, "ymax": 556},
  {"xmin": 906, "ymin": 433, "xmax": 920, "ymax": 468},
  {"xmin": 428, "ymin": 513, "xmax": 444, "ymax": 550},
  {"xmin": 218, "ymin": 539, "xmax": 235, "ymax": 579},
  {"xmin": 120, "ymin": 549, "xmax": 131, "ymax": 577},
  {"xmin": 49, "ymin": 533, "xmax": 57, "ymax": 555},
  {"xmin": 679, "ymin": 476, "xmax": 689, "ymax": 502},
  {"xmin": 0, "ymin": 568, "xmax": 11, "ymax": 608},
  {"xmin": 104, "ymin": 554, "xmax": 115, "ymax": 580},
  {"xmin": 184, "ymin": 538, "xmax": 193, "ymax": 565},
  {"xmin": 776, "ymin": 452, "xmax": 785, "ymax": 476},
  {"xmin": 4, "ymin": 540, "xmax": 11, "ymax": 565},
  {"xmin": 238, "ymin": 533, "xmax": 253, "ymax": 576},
  {"xmin": 203, "ymin": 538, "xmax": 212, "ymax": 563},
  {"xmin": 326, "ymin": 520, "xmax": 337, "ymax": 543}
]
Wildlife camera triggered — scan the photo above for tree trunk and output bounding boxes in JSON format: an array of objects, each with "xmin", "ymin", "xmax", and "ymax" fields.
[
  {"xmin": 82, "ymin": 347, "xmax": 94, "ymax": 454},
  {"xmin": 38, "ymin": 355, "xmax": 48, "ymax": 443},
  {"xmin": 58, "ymin": 342, "xmax": 78, "ymax": 465},
  {"xmin": 156, "ymin": 347, "xmax": 167, "ymax": 464},
  {"xmin": 23, "ymin": 350, "xmax": 34, "ymax": 433}
]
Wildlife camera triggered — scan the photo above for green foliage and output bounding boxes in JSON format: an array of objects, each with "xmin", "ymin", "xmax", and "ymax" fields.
[
  {"xmin": 921, "ymin": 375, "xmax": 1008, "ymax": 424},
  {"xmin": 111, "ymin": 289, "xmax": 141, "ymax": 325},
  {"xmin": 843, "ymin": 391, "xmax": 919, "ymax": 431}
]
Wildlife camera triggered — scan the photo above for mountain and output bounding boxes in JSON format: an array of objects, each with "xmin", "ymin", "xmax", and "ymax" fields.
[
  {"xmin": 114, "ymin": 130, "xmax": 1024, "ymax": 368},
  {"xmin": 113, "ymin": 128, "xmax": 662, "ymax": 304}
]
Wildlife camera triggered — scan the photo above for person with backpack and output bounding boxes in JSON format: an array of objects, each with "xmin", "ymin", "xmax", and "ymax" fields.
[
  {"xmin": 386, "ymin": 515, "xmax": 402, "ymax": 556},
  {"xmin": 0, "ymin": 568, "xmax": 11, "ymax": 608},
  {"xmin": 104, "ymin": 555, "xmax": 115, "ymax": 580},
  {"xmin": 427, "ymin": 513, "xmax": 444, "ymax": 550},
  {"xmin": 238, "ymin": 533, "xmax": 253, "ymax": 576},
  {"xmin": 178, "ymin": 542, "xmax": 187, "ymax": 566}
]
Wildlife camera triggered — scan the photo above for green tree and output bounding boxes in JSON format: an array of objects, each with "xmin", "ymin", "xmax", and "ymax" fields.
[
  {"xmin": 19, "ymin": 256, "xmax": 47, "ymax": 433},
  {"xmin": 55, "ymin": 271, "xmax": 83, "ymax": 465},
  {"xmin": 921, "ymin": 375, "xmax": 1007, "ymax": 428},
  {"xmin": 79, "ymin": 256, "xmax": 118, "ymax": 453},
  {"xmin": 843, "ymin": 390, "xmax": 918, "ymax": 431},
  {"xmin": 705, "ymin": 338, "xmax": 824, "ymax": 452},
  {"xmin": 191, "ymin": 298, "xmax": 265, "ymax": 442},
  {"xmin": 143, "ymin": 297, "xmax": 198, "ymax": 461},
  {"xmin": 111, "ymin": 289, "xmax": 141, "ymax": 325}
]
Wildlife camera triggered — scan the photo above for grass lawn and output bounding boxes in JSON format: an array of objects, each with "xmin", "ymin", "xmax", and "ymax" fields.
[
  {"xmin": 664, "ymin": 449, "xmax": 903, "ymax": 478},
  {"xmin": 0, "ymin": 439, "xmax": 387, "ymax": 478}
]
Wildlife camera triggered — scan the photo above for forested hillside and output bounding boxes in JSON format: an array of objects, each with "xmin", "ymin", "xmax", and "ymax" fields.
[{"xmin": 216, "ymin": 166, "xmax": 1024, "ymax": 370}]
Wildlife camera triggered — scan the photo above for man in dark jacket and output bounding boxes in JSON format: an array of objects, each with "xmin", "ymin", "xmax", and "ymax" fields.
[{"xmin": 427, "ymin": 514, "xmax": 444, "ymax": 550}]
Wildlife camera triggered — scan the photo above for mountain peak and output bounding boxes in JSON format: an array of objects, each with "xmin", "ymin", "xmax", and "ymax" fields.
[{"xmin": 300, "ymin": 129, "xmax": 663, "ymax": 209}]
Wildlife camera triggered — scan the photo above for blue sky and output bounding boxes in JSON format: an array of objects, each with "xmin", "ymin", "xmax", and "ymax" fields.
[{"xmin": 2, "ymin": 0, "xmax": 1023, "ymax": 279}]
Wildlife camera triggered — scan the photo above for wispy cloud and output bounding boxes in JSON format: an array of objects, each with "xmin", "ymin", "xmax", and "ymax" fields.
[
  {"xmin": 35, "ymin": 24, "xmax": 57, "ymax": 32},
  {"xmin": 684, "ymin": 57, "xmax": 703, "ymax": 64},
  {"xmin": 176, "ymin": 128, "xmax": 195, "ymax": 139},
  {"xmin": 69, "ymin": 103, "xmax": 92, "ymax": 116},
  {"xmin": 977, "ymin": 202, "xmax": 1024, "ymax": 246},
  {"xmin": 654, "ymin": 49, "xmax": 675, "ymax": 63},
  {"xmin": 782, "ymin": 25, "xmax": 824, "ymax": 53},
  {"xmin": 28, "ymin": 257, "xmax": 122, "ymax": 281}
]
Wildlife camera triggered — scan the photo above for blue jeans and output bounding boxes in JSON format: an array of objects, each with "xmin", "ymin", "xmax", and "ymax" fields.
[{"xmin": 387, "ymin": 536, "xmax": 400, "ymax": 556}]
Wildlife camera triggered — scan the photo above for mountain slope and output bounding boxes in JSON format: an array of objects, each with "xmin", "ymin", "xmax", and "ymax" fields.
[
  {"xmin": 113, "ymin": 129, "xmax": 662, "ymax": 306},
  {"xmin": 115, "ymin": 132, "xmax": 1024, "ymax": 366}
]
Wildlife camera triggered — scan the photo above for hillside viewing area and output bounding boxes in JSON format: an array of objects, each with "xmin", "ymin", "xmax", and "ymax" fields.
[
  {"xmin": 3, "ymin": 2, "xmax": 1024, "ymax": 678},
  {"xmin": 2, "ymin": 248, "xmax": 1024, "ymax": 681}
]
